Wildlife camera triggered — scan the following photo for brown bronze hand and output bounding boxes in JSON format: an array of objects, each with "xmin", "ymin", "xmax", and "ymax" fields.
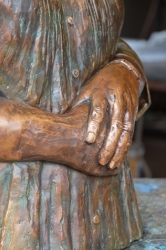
[{"xmin": 74, "ymin": 63, "xmax": 140, "ymax": 170}]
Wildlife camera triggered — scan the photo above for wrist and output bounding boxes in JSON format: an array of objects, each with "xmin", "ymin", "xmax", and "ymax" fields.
[
  {"xmin": 113, "ymin": 53, "xmax": 151, "ymax": 119},
  {"xmin": 110, "ymin": 58, "xmax": 144, "ymax": 97},
  {"xmin": 20, "ymin": 113, "xmax": 70, "ymax": 162}
]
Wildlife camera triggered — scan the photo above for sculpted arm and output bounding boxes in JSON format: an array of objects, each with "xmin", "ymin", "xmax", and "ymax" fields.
[{"xmin": 0, "ymin": 97, "xmax": 116, "ymax": 177}]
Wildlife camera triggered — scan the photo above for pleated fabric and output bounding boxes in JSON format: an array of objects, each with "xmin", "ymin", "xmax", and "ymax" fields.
[
  {"xmin": 0, "ymin": 0, "xmax": 124, "ymax": 114},
  {"xmin": 0, "ymin": 0, "xmax": 142, "ymax": 249},
  {"xmin": 0, "ymin": 161, "xmax": 142, "ymax": 250}
]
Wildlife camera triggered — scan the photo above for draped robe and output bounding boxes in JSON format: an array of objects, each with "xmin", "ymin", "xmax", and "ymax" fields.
[{"xmin": 0, "ymin": 0, "xmax": 150, "ymax": 249}]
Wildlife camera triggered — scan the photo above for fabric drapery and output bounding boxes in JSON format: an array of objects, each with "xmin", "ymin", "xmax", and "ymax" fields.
[{"xmin": 0, "ymin": 0, "xmax": 146, "ymax": 249}]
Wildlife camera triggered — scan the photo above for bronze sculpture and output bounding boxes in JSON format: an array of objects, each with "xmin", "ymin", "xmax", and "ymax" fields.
[{"xmin": 0, "ymin": 0, "xmax": 151, "ymax": 249}]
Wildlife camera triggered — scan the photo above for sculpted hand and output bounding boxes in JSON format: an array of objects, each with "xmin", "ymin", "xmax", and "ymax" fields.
[{"xmin": 74, "ymin": 63, "xmax": 140, "ymax": 170}]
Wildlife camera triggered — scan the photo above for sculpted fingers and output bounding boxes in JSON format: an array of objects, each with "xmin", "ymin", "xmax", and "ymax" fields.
[
  {"xmin": 99, "ymin": 97, "xmax": 125, "ymax": 166},
  {"xmin": 109, "ymin": 98, "xmax": 137, "ymax": 169},
  {"xmin": 86, "ymin": 95, "xmax": 107, "ymax": 143},
  {"xmin": 109, "ymin": 113, "xmax": 133, "ymax": 169}
]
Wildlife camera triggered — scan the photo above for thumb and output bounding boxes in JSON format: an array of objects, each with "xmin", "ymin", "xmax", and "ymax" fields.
[{"xmin": 72, "ymin": 89, "xmax": 89, "ymax": 108}]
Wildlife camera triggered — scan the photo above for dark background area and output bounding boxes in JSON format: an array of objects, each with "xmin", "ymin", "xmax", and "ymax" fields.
[
  {"xmin": 122, "ymin": 0, "xmax": 166, "ymax": 178},
  {"xmin": 122, "ymin": 0, "xmax": 166, "ymax": 39}
]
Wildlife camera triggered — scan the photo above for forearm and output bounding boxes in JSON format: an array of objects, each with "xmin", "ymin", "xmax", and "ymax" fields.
[
  {"xmin": 0, "ymin": 97, "xmax": 117, "ymax": 176},
  {"xmin": 0, "ymin": 97, "xmax": 85, "ymax": 162},
  {"xmin": 0, "ymin": 97, "xmax": 56, "ymax": 161}
]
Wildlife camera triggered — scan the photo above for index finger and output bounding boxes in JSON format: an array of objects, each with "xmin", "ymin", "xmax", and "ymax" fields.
[{"xmin": 86, "ymin": 95, "xmax": 107, "ymax": 143}]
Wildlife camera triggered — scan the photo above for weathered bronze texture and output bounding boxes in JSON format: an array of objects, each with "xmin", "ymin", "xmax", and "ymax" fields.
[{"xmin": 0, "ymin": 0, "xmax": 150, "ymax": 249}]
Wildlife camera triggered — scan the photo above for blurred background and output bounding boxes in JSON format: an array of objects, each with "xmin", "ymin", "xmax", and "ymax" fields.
[{"xmin": 122, "ymin": 0, "xmax": 166, "ymax": 178}]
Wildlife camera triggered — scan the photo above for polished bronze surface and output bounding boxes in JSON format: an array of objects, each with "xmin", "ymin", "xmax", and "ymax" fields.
[{"xmin": 0, "ymin": 0, "xmax": 150, "ymax": 249}]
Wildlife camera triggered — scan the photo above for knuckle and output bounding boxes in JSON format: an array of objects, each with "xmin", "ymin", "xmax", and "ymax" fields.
[
  {"xmin": 123, "ymin": 121, "xmax": 133, "ymax": 132},
  {"xmin": 93, "ymin": 106, "xmax": 103, "ymax": 114},
  {"xmin": 108, "ymin": 94, "xmax": 117, "ymax": 103},
  {"xmin": 91, "ymin": 107, "xmax": 104, "ymax": 121},
  {"xmin": 116, "ymin": 148, "xmax": 124, "ymax": 156},
  {"xmin": 104, "ymin": 146, "xmax": 115, "ymax": 155},
  {"xmin": 111, "ymin": 121, "xmax": 123, "ymax": 131},
  {"xmin": 106, "ymin": 138, "xmax": 117, "ymax": 148}
]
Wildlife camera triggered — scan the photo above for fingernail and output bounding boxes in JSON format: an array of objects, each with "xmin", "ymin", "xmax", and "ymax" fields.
[
  {"xmin": 99, "ymin": 157, "xmax": 107, "ymax": 166},
  {"xmin": 109, "ymin": 161, "xmax": 116, "ymax": 169},
  {"xmin": 86, "ymin": 132, "xmax": 95, "ymax": 143}
]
